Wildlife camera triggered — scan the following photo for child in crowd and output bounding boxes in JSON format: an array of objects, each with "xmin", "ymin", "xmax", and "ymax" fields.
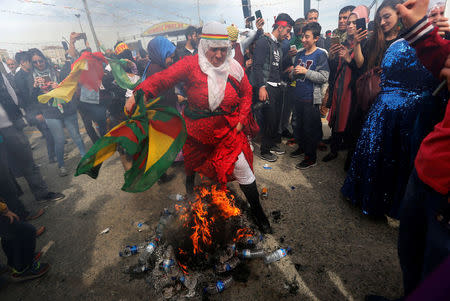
[{"xmin": 290, "ymin": 22, "xmax": 330, "ymax": 169}]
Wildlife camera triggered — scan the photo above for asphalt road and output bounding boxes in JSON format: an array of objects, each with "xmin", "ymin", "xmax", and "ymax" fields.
[{"xmin": 0, "ymin": 122, "xmax": 402, "ymax": 300}]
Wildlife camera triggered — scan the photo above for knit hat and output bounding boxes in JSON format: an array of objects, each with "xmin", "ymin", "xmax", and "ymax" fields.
[
  {"xmin": 114, "ymin": 42, "xmax": 129, "ymax": 55},
  {"xmin": 200, "ymin": 21, "xmax": 229, "ymax": 41},
  {"xmin": 227, "ymin": 25, "xmax": 239, "ymax": 42}
]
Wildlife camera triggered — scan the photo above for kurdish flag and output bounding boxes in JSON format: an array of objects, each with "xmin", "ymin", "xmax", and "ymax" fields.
[
  {"xmin": 75, "ymin": 89, "xmax": 187, "ymax": 192},
  {"xmin": 38, "ymin": 52, "xmax": 107, "ymax": 103}
]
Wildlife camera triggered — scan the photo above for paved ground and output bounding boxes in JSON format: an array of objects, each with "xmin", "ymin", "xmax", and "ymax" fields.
[{"xmin": 0, "ymin": 122, "xmax": 403, "ymax": 300}]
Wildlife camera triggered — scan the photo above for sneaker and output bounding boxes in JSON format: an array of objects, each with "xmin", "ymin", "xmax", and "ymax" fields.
[
  {"xmin": 295, "ymin": 158, "xmax": 317, "ymax": 170},
  {"xmin": 281, "ymin": 130, "xmax": 293, "ymax": 139},
  {"xmin": 59, "ymin": 166, "xmax": 68, "ymax": 177},
  {"xmin": 25, "ymin": 209, "xmax": 45, "ymax": 221},
  {"xmin": 270, "ymin": 145, "xmax": 285, "ymax": 155},
  {"xmin": 258, "ymin": 151, "xmax": 278, "ymax": 162},
  {"xmin": 10, "ymin": 261, "xmax": 50, "ymax": 282},
  {"xmin": 290, "ymin": 148, "xmax": 304, "ymax": 158},
  {"xmin": 322, "ymin": 152, "xmax": 338, "ymax": 162},
  {"xmin": 38, "ymin": 192, "xmax": 65, "ymax": 202}
]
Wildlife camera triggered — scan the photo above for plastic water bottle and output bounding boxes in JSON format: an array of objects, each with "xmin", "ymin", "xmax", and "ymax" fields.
[
  {"xmin": 238, "ymin": 249, "xmax": 265, "ymax": 259},
  {"xmin": 119, "ymin": 242, "xmax": 156, "ymax": 257},
  {"xmin": 138, "ymin": 242, "xmax": 157, "ymax": 265},
  {"xmin": 203, "ymin": 277, "xmax": 234, "ymax": 295},
  {"xmin": 215, "ymin": 257, "xmax": 240, "ymax": 273},
  {"xmin": 179, "ymin": 274, "xmax": 198, "ymax": 290},
  {"xmin": 264, "ymin": 247, "xmax": 291, "ymax": 264},
  {"xmin": 241, "ymin": 235, "xmax": 263, "ymax": 246},
  {"xmin": 155, "ymin": 209, "xmax": 173, "ymax": 238},
  {"xmin": 168, "ymin": 194, "xmax": 184, "ymax": 201}
]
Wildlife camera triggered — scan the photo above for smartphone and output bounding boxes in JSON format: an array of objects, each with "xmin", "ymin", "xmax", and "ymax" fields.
[
  {"xmin": 331, "ymin": 37, "xmax": 340, "ymax": 46},
  {"xmin": 79, "ymin": 33, "xmax": 87, "ymax": 40},
  {"xmin": 247, "ymin": 16, "xmax": 255, "ymax": 22},
  {"xmin": 356, "ymin": 18, "xmax": 366, "ymax": 31},
  {"xmin": 61, "ymin": 41, "xmax": 68, "ymax": 51},
  {"xmin": 255, "ymin": 10, "xmax": 262, "ymax": 20},
  {"xmin": 42, "ymin": 75, "xmax": 51, "ymax": 83}
]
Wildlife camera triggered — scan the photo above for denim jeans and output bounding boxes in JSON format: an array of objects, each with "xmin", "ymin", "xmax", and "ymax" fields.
[
  {"xmin": 46, "ymin": 114, "xmax": 86, "ymax": 168},
  {"xmin": 0, "ymin": 126, "xmax": 49, "ymax": 200},
  {"xmin": 78, "ymin": 102, "xmax": 107, "ymax": 144},
  {"xmin": 398, "ymin": 169, "xmax": 450, "ymax": 296},
  {"xmin": 0, "ymin": 216, "xmax": 36, "ymax": 272},
  {"xmin": 35, "ymin": 118, "xmax": 55, "ymax": 161}
]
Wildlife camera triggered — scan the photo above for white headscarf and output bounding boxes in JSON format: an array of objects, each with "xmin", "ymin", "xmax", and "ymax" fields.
[{"xmin": 198, "ymin": 22, "xmax": 244, "ymax": 112}]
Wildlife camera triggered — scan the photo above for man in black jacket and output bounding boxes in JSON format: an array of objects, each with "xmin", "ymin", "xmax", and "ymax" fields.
[
  {"xmin": 14, "ymin": 51, "xmax": 55, "ymax": 163},
  {"xmin": 0, "ymin": 62, "xmax": 64, "ymax": 203},
  {"xmin": 252, "ymin": 13, "xmax": 294, "ymax": 162}
]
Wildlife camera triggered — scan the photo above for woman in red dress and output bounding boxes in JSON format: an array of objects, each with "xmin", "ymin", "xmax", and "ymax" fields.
[{"xmin": 125, "ymin": 22, "xmax": 271, "ymax": 233}]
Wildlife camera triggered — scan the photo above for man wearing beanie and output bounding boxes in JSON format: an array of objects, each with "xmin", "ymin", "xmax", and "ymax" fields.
[{"xmin": 251, "ymin": 13, "xmax": 294, "ymax": 162}]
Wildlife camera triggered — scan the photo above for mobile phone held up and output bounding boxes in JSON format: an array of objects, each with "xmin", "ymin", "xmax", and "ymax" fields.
[
  {"xmin": 331, "ymin": 37, "xmax": 340, "ymax": 46},
  {"xmin": 78, "ymin": 33, "xmax": 87, "ymax": 41},
  {"xmin": 255, "ymin": 10, "xmax": 262, "ymax": 20},
  {"xmin": 356, "ymin": 18, "xmax": 366, "ymax": 32},
  {"xmin": 247, "ymin": 16, "xmax": 255, "ymax": 22}
]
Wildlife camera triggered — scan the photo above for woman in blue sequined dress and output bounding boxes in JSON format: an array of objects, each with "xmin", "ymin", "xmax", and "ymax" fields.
[{"xmin": 341, "ymin": 38, "xmax": 443, "ymax": 219}]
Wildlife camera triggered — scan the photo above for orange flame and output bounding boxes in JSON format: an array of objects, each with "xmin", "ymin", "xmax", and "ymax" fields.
[
  {"xmin": 234, "ymin": 228, "xmax": 254, "ymax": 242},
  {"xmin": 209, "ymin": 185, "xmax": 241, "ymax": 219},
  {"xmin": 190, "ymin": 196, "xmax": 212, "ymax": 254}
]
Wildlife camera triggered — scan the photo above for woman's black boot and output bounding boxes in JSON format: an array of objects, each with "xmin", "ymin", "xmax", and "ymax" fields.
[{"xmin": 239, "ymin": 181, "xmax": 272, "ymax": 234}]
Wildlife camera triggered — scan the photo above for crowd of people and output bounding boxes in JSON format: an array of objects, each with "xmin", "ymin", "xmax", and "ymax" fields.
[{"xmin": 0, "ymin": 0, "xmax": 449, "ymax": 299}]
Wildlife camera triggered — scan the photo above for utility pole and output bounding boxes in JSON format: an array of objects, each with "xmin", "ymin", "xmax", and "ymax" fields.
[
  {"xmin": 82, "ymin": 0, "xmax": 100, "ymax": 51},
  {"xmin": 75, "ymin": 14, "xmax": 84, "ymax": 33},
  {"xmin": 317, "ymin": 0, "xmax": 321, "ymax": 13},
  {"xmin": 197, "ymin": 0, "xmax": 201, "ymax": 26}
]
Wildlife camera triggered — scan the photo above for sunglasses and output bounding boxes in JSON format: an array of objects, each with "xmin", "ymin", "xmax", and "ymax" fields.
[
  {"xmin": 32, "ymin": 59, "xmax": 45, "ymax": 65},
  {"xmin": 347, "ymin": 21, "xmax": 356, "ymax": 25}
]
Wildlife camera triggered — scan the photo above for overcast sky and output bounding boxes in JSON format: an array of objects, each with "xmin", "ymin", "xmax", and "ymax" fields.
[{"xmin": 0, "ymin": 0, "xmax": 379, "ymax": 56}]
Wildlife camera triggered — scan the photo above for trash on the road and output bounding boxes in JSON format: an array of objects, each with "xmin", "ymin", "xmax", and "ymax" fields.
[
  {"xmin": 214, "ymin": 257, "xmax": 240, "ymax": 273},
  {"xmin": 168, "ymin": 194, "xmax": 184, "ymax": 201},
  {"xmin": 291, "ymin": 186, "xmax": 296, "ymax": 190},
  {"xmin": 203, "ymin": 277, "xmax": 234, "ymax": 295},
  {"xmin": 120, "ymin": 242, "xmax": 156, "ymax": 257},
  {"xmin": 261, "ymin": 187, "xmax": 268, "ymax": 198},
  {"xmin": 263, "ymin": 164, "xmax": 272, "ymax": 170},
  {"xmin": 264, "ymin": 247, "xmax": 291, "ymax": 264},
  {"xmin": 99, "ymin": 227, "xmax": 110, "ymax": 235},
  {"xmin": 135, "ymin": 222, "xmax": 150, "ymax": 232},
  {"xmin": 238, "ymin": 249, "xmax": 265, "ymax": 259}
]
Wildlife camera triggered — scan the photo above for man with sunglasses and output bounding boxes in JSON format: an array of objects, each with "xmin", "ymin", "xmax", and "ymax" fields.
[
  {"xmin": 332, "ymin": 6, "xmax": 356, "ymax": 44},
  {"xmin": 14, "ymin": 51, "xmax": 55, "ymax": 164}
]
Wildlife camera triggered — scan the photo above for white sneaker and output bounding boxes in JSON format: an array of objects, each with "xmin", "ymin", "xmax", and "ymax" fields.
[{"xmin": 59, "ymin": 166, "xmax": 68, "ymax": 177}]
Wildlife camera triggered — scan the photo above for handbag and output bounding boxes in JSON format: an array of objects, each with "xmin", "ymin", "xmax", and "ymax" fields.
[{"xmin": 355, "ymin": 67, "xmax": 382, "ymax": 114}]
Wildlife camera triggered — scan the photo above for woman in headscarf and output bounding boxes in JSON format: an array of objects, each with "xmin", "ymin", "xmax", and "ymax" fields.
[
  {"xmin": 125, "ymin": 22, "xmax": 271, "ymax": 233},
  {"xmin": 29, "ymin": 48, "xmax": 86, "ymax": 177}
]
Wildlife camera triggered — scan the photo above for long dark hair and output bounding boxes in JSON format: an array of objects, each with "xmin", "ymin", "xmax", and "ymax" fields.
[
  {"xmin": 28, "ymin": 48, "xmax": 51, "ymax": 70},
  {"xmin": 366, "ymin": 0, "xmax": 403, "ymax": 70}
]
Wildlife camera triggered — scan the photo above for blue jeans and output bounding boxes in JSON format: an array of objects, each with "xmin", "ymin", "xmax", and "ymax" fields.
[
  {"xmin": 398, "ymin": 169, "xmax": 450, "ymax": 296},
  {"xmin": 78, "ymin": 102, "xmax": 107, "ymax": 144},
  {"xmin": 46, "ymin": 114, "xmax": 86, "ymax": 168}
]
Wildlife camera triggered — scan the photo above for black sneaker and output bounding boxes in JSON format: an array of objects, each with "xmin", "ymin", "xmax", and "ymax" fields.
[
  {"xmin": 38, "ymin": 192, "xmax": 65, "ymax": 202},
  {"xmin": 270, "ymin": 145, "xmax": 285, "ymax": 155},
  {"xmin": 322, "ymin": 152, "xmax": 338, "ymax": 162},
  {"xmin": 10, "ymin": 261, "xmax": 50, "ymax": 282},
  {"xmin": 290, "ymin": 148, "xmax": 304, "ymax": 158},
  {"xmin": 295, "ymin": 158, "xmax": 317, "ymax": 170},
  {"xmin": 258, "ymin": 152, "xmax": 278, "ymax": 162}
]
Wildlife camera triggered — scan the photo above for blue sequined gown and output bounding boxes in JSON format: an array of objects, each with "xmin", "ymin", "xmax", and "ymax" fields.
[{"xmin": 341, "ymin": 39, "xmax": 442, "ymax": 219}]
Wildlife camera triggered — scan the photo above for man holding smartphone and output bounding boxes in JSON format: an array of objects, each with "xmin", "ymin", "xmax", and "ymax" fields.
[{"xmin": 252, "ymin": 13, "xmax": 294, "ymax": 162}]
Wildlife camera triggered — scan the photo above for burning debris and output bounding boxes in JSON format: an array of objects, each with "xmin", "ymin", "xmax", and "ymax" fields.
[{"xmin": 120, "ymin": 184, "xmax": 291, "ymax": 299}]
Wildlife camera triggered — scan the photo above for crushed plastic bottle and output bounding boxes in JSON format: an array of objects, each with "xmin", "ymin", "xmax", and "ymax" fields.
[
  {"xmin": 160, "ymin": 245, "xmax": 175, "ymax": 273},
  {"xmin": 135, "ymin": 221, "xmax": 150, "ymax": 232},
  {"xmin": 179, "ymin": 274, "xmax": 198, "ymax": 291},
  {"xmin": 203, "ymin": 277, "xmax": 234, "ymax": 295},
  {"xmin": 119, "ymin": 241, "xmax": 157, "ymax": 257},
  {"xmin": 238, "ymin": 249, "xmax": 265, "ymax": 259},
  {"xmin": 241, "ymin": 235, "xmax": 263, "ymax": 246},
  {"xmin": 168, "ymin": 194, "xmax": 184, "ymax": 201},
  {"xmin": 215, "ymin": 257, "xmax": 240, "ymax": 273},
  {"xmin": 138, "ymin": 241, "xmax": 157, "ymax": 265},
  {"xmin": 124, "ymin": 264, "xmax": 150, "ymax": 275},
  {"xmin": 264, "ymin": 247, "xmax": 291, "ymax": 264},
  {"xmin": 155, "ymin": 209, "xmax": 173, "ymax": 238}
]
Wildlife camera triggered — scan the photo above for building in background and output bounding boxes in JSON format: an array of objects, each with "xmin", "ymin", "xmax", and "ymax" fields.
[
  {"xmin": 42, "ymin": 46, "xmax": 66, "ymax": 65},
  {"xmin": 0, "ymin": 49, "xmax": 10, "ymax": 61}
]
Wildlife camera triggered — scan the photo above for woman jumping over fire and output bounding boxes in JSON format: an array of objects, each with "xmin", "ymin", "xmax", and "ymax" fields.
[{"xmin": 125, "ymin": 22, "xmax": 271, "ymax": 234}]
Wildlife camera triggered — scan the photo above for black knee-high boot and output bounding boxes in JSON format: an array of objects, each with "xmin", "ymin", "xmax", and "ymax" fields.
[
  {"xmin": 240, "ymin": 181, "xmax": 272, "ymax": 234},
  {"xmin": 185, "ymin": 174, "xmax": 195, "ymax": 194}
]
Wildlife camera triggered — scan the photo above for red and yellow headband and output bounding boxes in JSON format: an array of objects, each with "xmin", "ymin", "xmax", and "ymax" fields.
[{"xmin": 115, "ymin": 42, "xmax": 129, "ymax": 55}]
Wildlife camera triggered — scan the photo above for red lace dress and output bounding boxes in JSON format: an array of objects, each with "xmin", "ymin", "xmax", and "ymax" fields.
[{"xmin": 136, "ymin": 55, "xmax": 253, "ymax": 184}]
